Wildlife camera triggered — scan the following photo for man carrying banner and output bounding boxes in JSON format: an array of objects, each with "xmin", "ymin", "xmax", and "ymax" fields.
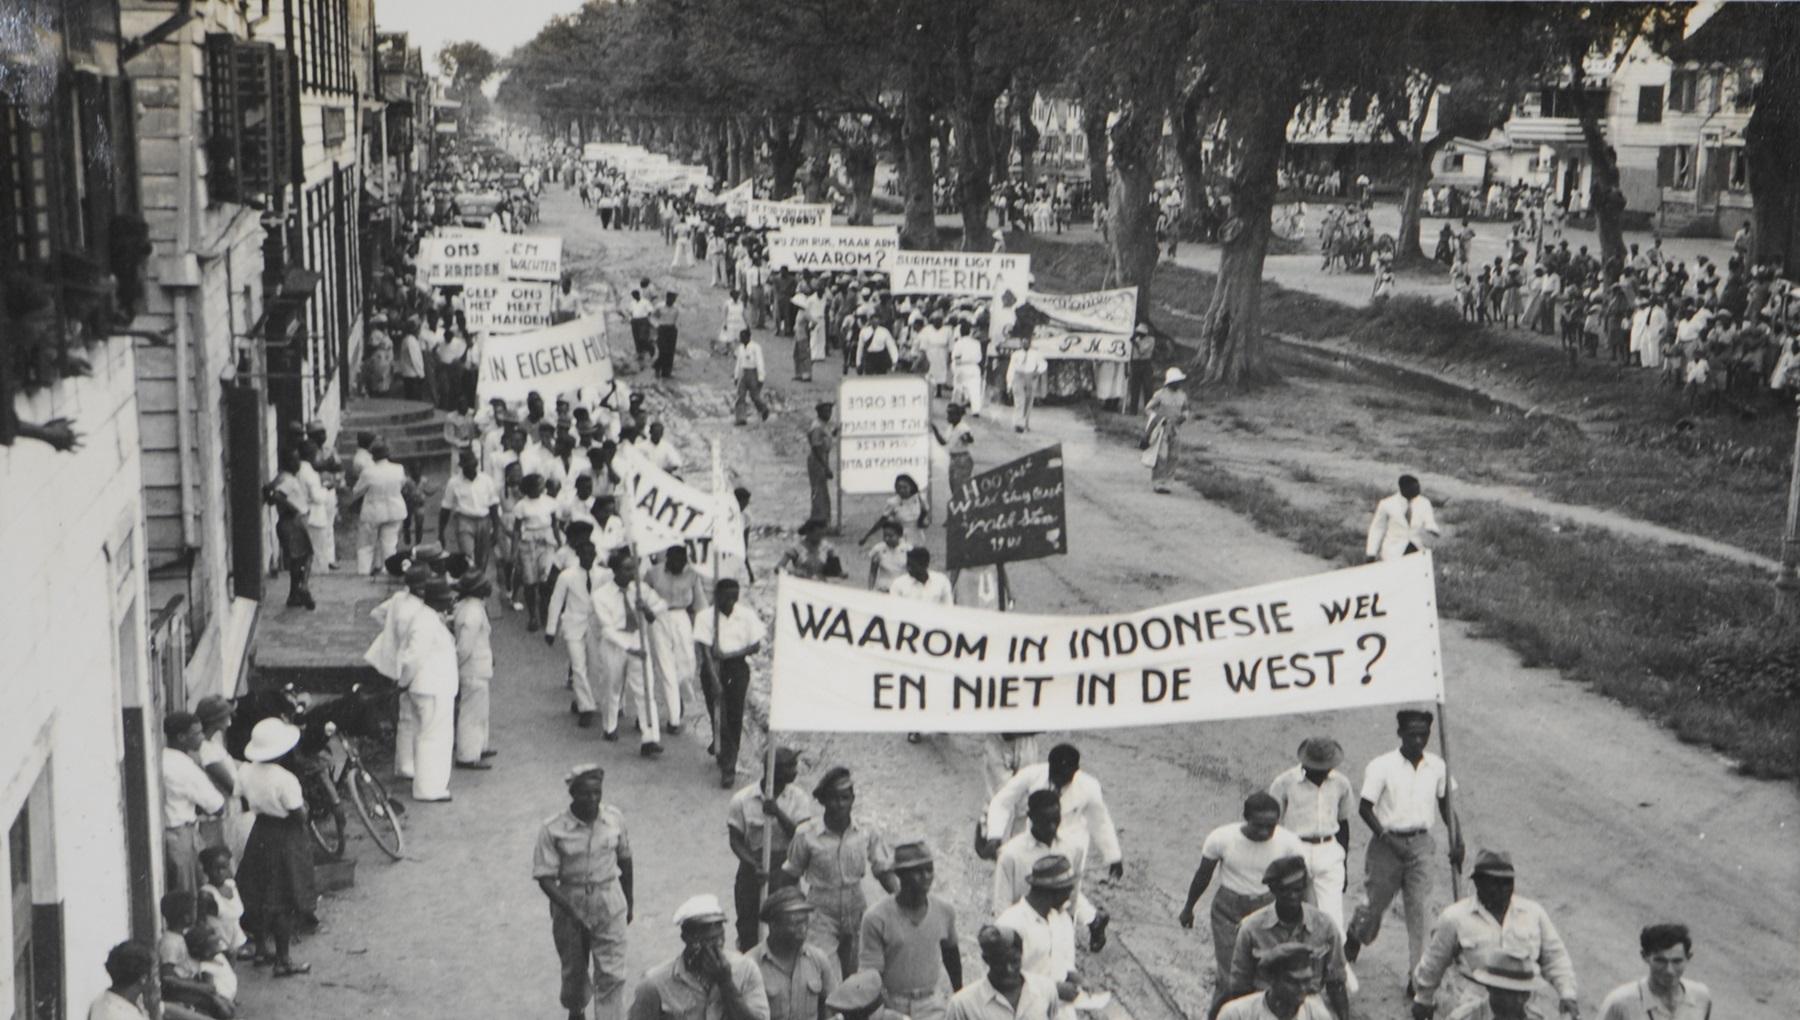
[
  {"xmin": 1343, "ymin": 710, "xmax": 1464, "ymax": 985},
  {"xmin": 593, "ymin": 549, "xmax": 668, "ymax": 755},
  {"xmin": 694, "ymin": 578, "xmax": 766, "ymax": 787}
]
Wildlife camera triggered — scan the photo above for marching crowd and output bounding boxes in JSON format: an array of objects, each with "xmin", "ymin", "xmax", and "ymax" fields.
[{"xmin": 96, "ymin": 141, "xmax": 1716, "ymax": 1020}]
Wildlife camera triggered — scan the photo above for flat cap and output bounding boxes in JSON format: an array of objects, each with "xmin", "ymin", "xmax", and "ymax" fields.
[
  {"xmin": 1262, "ymin": 855, "xmax": 1310, "ymax": 890},
  {"xmin": 759, "ymin": 887, "xmax": 812, "ymax": 922}
]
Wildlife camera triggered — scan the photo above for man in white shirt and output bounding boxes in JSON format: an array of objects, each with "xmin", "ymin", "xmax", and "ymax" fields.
[
  {"xmin": 393, "ymin": 578, "xmax": 459, "ymax": 803},
  {"xmin": 1178, "ymin": 792, "xmax": 1306, "ymax": 1006},
  {"xmin": 995, "ymin": 855, "xmax": 1106, "ymax": 995},
  {"xmin": 733, "ymin": 330, "xmax": 772, "ymax": 425},
  {"xmin": 1267, "ymin": 737, "xmax": 1355, "ymax": 930},
  {"xmin": 1344, "ymin": 710, "xmax": 1464, "ymax": 981},
  {"xmin": 944, "ymin": 926, "xmax": 1060, "ymax": 1020},
  {"xmin": 1217, "ymin": 944, "xmax": 1338, "ymax": 1020},
  {"xmin": 440, "ymin": 450, "xmax": 502, "ymax": 571},
  {"xmin": 695, "ymin": 577, "xmax": 767, "ymax": 788},
  {"xmin": 983, "ymin": 744, "xmax": 1124, "ymax": 879},
  {"xmin": 546, "ymin": 542, "xmax": 603, "ymax": 730},
  {"xmin": 1005, "ymin": 345, "xmax": 1048, "ymax": 433},
  {"xmin": 162, "ymin": 711, "xmax": 226, "ymax": 894},
  {"xmin": 593, "ymin": 549, "xmax": 670, "ymax": 755},
  {"xmin": 889, "ymin": 548, "xmax": 954, "ymax": 605},
  {"xmin": 950, "ymin": 323, "xmax": 986, "ymax": 416},
  {"xmin": 993, "ymin": 791, "xmax": 1095, "ymax": 922},
  {"xmin": 1596, "ymin": 924, "xmax": 1710, "ymax": 1020},
  {"xmin": 1412, "ymin": 851, "xmax": 1577, "ymax": 1020},
  {"xmin": 646, "ymin": 421, "xmax": 684, "ymax": 476},
  {"xmin": 351, "ymin": 440, "xmax": 409, "ymax": 574},
  {"xmin": 1366, "ymin": 475, "xmax": 1441, "ymax": 562}
]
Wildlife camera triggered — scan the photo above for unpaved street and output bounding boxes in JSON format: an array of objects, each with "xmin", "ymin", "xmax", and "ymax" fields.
[{"xmin": 243, "ymin": 186, "xmax": 1799, "ymax": 1020}]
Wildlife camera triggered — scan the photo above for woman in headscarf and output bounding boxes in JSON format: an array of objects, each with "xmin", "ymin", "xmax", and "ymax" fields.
[{"xmin": 1142, "ymin": 367, "xmax": 1190, "ymax": 494}]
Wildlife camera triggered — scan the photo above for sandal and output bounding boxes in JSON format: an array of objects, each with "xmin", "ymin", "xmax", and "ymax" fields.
[{"xmin": 273, "ymin": 961, "xmax": 313, "ymax": 978}]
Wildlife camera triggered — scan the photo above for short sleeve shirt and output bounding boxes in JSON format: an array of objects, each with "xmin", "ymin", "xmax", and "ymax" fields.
[
  {"xmin": 1228, "ymin": 903, "xmax": 1347, "ymax": 994},
  {"xmin": 1598, "ymin": 979, "xmax": 1711, "ymax": 1020},
  {"xmin": 1217, "ymin": 992, "xmax": 1337, "ymax": 1020},
  {"xmin": 1360, "ymin": 750, "xmax": 1453, "ymax": 832},
  {"xmin": 858, "ymin": 895, "xmax": 957, "ymax": 997},
  {"xmin": 727, "ymin": 782, "xmax": 815, "ymax": 863},
  {"xmin": 1268, "ymin": 766, "xmax": 1355, "ymax": 840},
  {"xmin": 1200, "ymin": 824, "xmax": 1307, "ymax": 896},
  {"xmin": 533, "ymin": 805, "xmax": 631, "ymax": 885},
  {"xmin": 784, "ymin": 818, "xmax": 893, "ymax": 894},
  {"xmin": 630, "ymin": 951, "xmax": 770, "ymax": 1020},
  {"xmin": 751, "ymin": 943, "xmax": 840, "ymax": 1020},
  {"xmin": 238, "ymin": 762, "xmax": 304, "ymax": 818}
]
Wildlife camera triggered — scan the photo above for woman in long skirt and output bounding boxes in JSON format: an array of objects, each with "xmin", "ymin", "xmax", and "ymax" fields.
[
  {"xmin": 1143, "ymin": 367, "xmax": 1190, "ymax": 494},
  {"xmin": 236, "ymin": 718, "xmax": 317, "ymax": 978}
]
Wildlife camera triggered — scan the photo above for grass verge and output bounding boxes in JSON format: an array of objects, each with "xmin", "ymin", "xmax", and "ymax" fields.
[{"xmin": 1023, "ymin": 235, "xmax": 1795, "ymax": 559}]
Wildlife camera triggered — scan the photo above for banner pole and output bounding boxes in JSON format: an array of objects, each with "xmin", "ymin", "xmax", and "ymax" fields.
[
  {"xmin": 996, "ymin": 562, "xmax": 1011, "ymax": 613},
  {"xmin": 1435, "ymin": 697, "xmax": 1463, "ymax": 900},
  {"xmin": 760, "ymin": 734, "xmax": 777, "ymax": 893}
]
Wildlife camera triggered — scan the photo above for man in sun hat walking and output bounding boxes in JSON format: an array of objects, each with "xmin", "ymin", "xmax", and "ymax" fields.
[
  {"xmin": 1268, "ymin": 737, "xmax": 1355, "ymax": 930},
  {"xmin": 1411, "ymin": 851, "xmax": 1576, "ymax": 1020},
  {"xmin": 1444, "ymin": 950, "xmax": 1546, "ymax": 1020},
  {"xmin": 859, "ymin": 840, "xmax": 962, "ymax": 1020}
]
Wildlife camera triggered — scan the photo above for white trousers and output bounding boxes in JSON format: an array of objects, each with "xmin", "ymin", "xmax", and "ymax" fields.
[
  {"xmin": 396, "ymin": 691, "xmax": 453, "ymax": 800},
  {"xmin": 1297, "ymin": 838, "xmax": 1348, "ymax": 932},
  {"xmin": 649, "ymin": 613, "xmax": 694, "ymax": 722},
  {"xmin": 564, "ymin": 626, "xmax": 599, "ymax": 713},
  {"xmin": 953, "ymin": 365, "xmax": 985, "ymax": 415},
  {"xmin": 600, "ymin": 644, "xmax": 660, "ymax": 745},
  {"xmin": 357, "ymin": 519, "xmax": 402, "ymax": 573},
  {"xmin": 307, "ymin": 520, "xmax": 336, "ymax": 571},
  {"xmin": 455, "ymin": 672, "xmax": 491, "ymax": 763}
]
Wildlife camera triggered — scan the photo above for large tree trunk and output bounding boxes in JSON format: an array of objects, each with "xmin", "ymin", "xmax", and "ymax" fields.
[
  {"xmin": 900, "ymin": 88, "xmax": 941, "ymax": 249},
  {"xmin": 1195, "ymin": 83, "xmax": 1299, "ymax": 388},
  {"xmin": 1394, "ymin": 129, "xmax": 1453, "ymax": 266},
  {"xmin": 1747, "ymin": 3, "xmax": 1800, "ymax": 274},
  {"xmin": 1109, "ymin": 107, "xmax": 1163, "ymax": 323},
  {"xmin": 842, "ymin": 135, "xmax": 878, "ymax": 226},
  {"xmin": 1170, "ymin": 82, "xmax": 1212, "ymax": 238},
  {"xmin": 1572, "ymin": 64, "xmax": 1626, "ymax": 280},
  {"xmin": 991, "ymin": 104, "xmax": 1015, "ymax": 187},
  {"xmin": 727, "ymin": 118, "xmax": 749, "ymax": 185},
  {"xmin": 767, "ymin": 116, "xmax": 805, "ymax": 200},
  {"xmin": 957, "ymin": 93, "xmax": 999, "ymax": 250},
  {"xmin": 1014, "ymin": 80, "xmax": 1040, "ymax": 187},
  {"xmin": 1082, "ymin": 101, "xmax": 1110, "ymax": 215},
  {"xmin": 801, "ymin": 116, "xmax": 832, "ymax": 203}
]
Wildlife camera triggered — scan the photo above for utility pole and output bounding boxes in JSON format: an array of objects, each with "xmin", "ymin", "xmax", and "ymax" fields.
[{"xmin": 1776, "ymin": 397, "xmax": 1800, "ymax": 619}]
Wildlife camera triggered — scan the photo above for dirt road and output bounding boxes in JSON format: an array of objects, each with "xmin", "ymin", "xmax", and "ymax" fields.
[{"xmin": 242, "ymin": 188, "xmax": 1798, "ymax": 1020}]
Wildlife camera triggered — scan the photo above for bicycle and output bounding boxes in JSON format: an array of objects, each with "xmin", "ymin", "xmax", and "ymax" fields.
[{"xmin": 305, "ymin": 718, "xmax": 407, "ymax": 861}]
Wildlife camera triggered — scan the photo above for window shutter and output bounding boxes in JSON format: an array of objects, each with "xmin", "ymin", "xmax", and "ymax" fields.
[
  {"xmin": 1656, "ymin": 146, "xmax": 1675, "ymax": 188},
  {"xmin": 204, "ymin": 33, "xmax": 242, "ymax": 204}
]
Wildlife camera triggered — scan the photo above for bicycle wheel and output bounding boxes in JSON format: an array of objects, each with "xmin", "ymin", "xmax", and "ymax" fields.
[
  {"xmin": 346, "ymin": 763, "xmax": 406, "ymax": 860},
  {"xmin": 307, "ymin": 803, "xmax": 347, "ymax": 859}
]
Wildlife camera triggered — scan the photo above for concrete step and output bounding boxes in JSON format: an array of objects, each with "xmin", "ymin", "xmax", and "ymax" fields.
[{"xmin": 336, "ymin": 418, "xmax": 448, "ymax": 446}]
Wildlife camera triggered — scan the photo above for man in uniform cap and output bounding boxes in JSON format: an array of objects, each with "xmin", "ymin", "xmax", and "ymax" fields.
[
  {"xmin": 1446, "ymin": 950, "xmax": 1544, "ymax": 1020},
  {"xmin": 1216, "ymin": 943, "xmax": 1336, "ymax": 1020},
  {"xmin": 783, "ymin": 768, "xmax": 897, "ymax": 978},
  {"xmin": 995, "ymin": 854, "xmax": 1104, "ymax": 1002},
  {"xmin": 750, "ymin": 889, "xmax": 839, "ymax": 1020},
  {"xmin": 1224, "ymin": 857, "xmax": 1348, "ymax": 1020},
  {"xmin": 1412, "ymin": 851, "xmax": 1576, "ymax": 1020},
  {"xmin": 859, "ymin": 841, "xmax": 961, "ymax": 1020},
  {"xmin": 1267, "ymin": 737, "xmax": 1355, "ymax": 930},
  {"xmin": 825, "ymin": 971, "xmax": 906, "ymax": 1020},
  {"xmin": 535, "ymin": 765, "xmax": 634, "ymax": 1020},
  {"xmin": 944, "ymin": 927, "xmax": 1058, "ymax": 1020},
  {"xmin": 728, "ymin": 747, "xmax": 812, "ymax": 951},
  {"xmin": 628, "ymin": 894, "xmax": 769, "ymax": 1020}
]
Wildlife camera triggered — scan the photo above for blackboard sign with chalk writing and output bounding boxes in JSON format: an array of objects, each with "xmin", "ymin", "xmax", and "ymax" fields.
[{"xmin": 946, "ymin": 445, "xmax": 1068, "ymax": 570}]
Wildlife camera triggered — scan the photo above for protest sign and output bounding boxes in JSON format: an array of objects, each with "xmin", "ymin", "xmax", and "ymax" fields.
[
  {"xmin": 946, "ymin": 445, "xmax": 1067, "ymax": 570},
  {"xmin": 421, "ymin": 235, "xmax": 504, "ymax": 285},
  {"xmin": 475, "ymin": 316, "xmax": 612, "ymax": 405},
  {"xmin": 767, "ymin": 226, "xmax": 899, "ymax": 272},
  {"xmin": 463, "ymin": 280, "xmax": 555, "ymax": 333},
  {"xmin": 891, "ymin": 251, "xmax": 1031, "ymax": 297},
  {"xmin": 746, "ymin": 199, "xmax": 832, "ymax": 229},
  {"xmin": 1018, "ymin": 287, "xmax": 1148, "ymax": 361},
  {"xmin": 613, "ymin": 441, "xmax": 746, "ymax": 577},
  {"xmin": 502, "ymin": 236, "xmax": 563, "ymax": 281},
  {"xmin": 770, "ymin": 554, "xmax": 1446, "ymax": 733},
  {"xmin": 722, "ymin": 180, "xmax": 754, "ymax": 218},
  {"xmin": 838, "ymin": 375, "xmax": 932, "ymax": 495}
]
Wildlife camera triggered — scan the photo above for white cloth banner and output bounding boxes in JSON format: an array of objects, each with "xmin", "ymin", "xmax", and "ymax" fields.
[
  {"xmin": 838, "ymin": 376, "xmax": 932, "ymax": 494},
  {"xmin": 891, "ymin": 251, "xmax": 1032, "ymax": 297},
  {"xmin": 1018, "ymin": 287, "xmax": 1148, "ymax": 362},
  {"xmin": 770, "ymin": 555, "xmax": 1447, "ymax": 732},
  {"xmin": 502, "ymin": 236, "xmax": 563, "ymax": 281},
  {"xmin": 421, "ymin": 235, "xmax": 505, "ymax": 285},
  {"xmin": 475, "ymin": 316, "xmax": 613, "ymax": 405},
  {"xmin": 747, "ymin": 199, "xmax": 833, "ymax": 229},
  {"xmin": 613, "ymin": 441, "xmax": 746, "ymax": 577},
  {"xmin": 722, "ymin": 180, "xmax": 754, "ymax": 218},
  {"xmin": 463, "ymin": 279, "xmax": 555, "ymax": 333},
  {"xmin": 767, "ymin": 226, "xmax": 899, "ymax": 272}
]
